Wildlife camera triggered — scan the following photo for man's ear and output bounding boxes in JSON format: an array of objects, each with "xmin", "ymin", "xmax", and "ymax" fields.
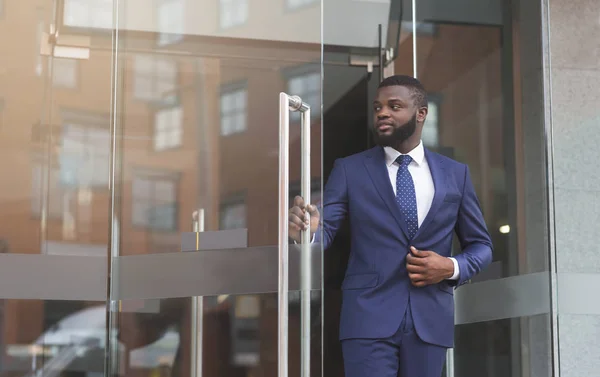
[{"xmin": 417, "ymin": 106, "xmax": 428, "ymax": 123}]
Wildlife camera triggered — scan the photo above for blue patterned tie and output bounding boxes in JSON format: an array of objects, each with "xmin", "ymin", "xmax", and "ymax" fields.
[{"xmin": 395, "ymin": 155, "xmax": 418, "ymax": 238}]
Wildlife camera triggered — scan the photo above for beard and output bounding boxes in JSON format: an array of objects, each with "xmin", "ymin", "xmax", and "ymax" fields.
[{"xmin": 372, "ymin": 113, "xmax": 417, "ymax": 147}]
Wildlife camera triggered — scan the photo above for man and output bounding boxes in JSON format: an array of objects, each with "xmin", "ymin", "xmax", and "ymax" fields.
[{"xmin": 289, "ymin": 75, "xmax": 492, "ymax": 377}]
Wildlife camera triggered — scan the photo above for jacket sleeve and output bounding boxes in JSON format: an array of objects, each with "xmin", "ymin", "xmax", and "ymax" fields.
[
  {"xmin": 315, "ymin": 158, "xmax": 349, "ymax": 250},
  {"xmin": 452, "ymin": 165, "xmax": 493, "ymax": 286}
]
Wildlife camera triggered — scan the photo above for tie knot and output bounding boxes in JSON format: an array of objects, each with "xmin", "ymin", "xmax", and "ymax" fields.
[{"xmin": 396, "ymin": 155, "xmax": 412, "ymax": 168}]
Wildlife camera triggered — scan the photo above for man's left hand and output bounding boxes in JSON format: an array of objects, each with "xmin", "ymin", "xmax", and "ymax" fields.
[{"xmin": 406, "ymin": 246, "xmax": 454, "ymax": 287}]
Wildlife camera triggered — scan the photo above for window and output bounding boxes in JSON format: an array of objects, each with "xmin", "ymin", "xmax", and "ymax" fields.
[
  {"xmin": 63, "ymin": 0, "xmax": 113, "ymax": 30},
  {"xmin": 287, "ymin": 71, "xmax": 320, "ymax": 121},
  {"xmin": 133, "ymin": 55, "xmax": 178, "ymax": 102},
  {"xmin": 132, "ymin": 173, "xmax": 178, "ymax": 231},
  {"xmin": 402, "ymin": 22, "xmax": 437, "ymax": 36},
  {"xmin": 0, "ymin": 0, "xmax": 4, "ymax": 18},
  {"xmin": 154, "ymin": 105, "xmax": 183, "ymax": 150},
  {"xmin": 287, "ymin": 0, "xmax": 318, "ymax": 10},
  {"xmin": 422, "ymin": 99, "xmax": 440, "ymax": 147},
  {"xmin": 220, "ymin": 0, "xmax": 248, "ymax": 29},
  {"xmin": 157, "ymin": 0, "xmax": 184, "ymax": 45},
  {"xmin": 220, "ymin": 199, "xmax": 246, "ymax": 230},
  {"xmin": 35, "ymin": 10, "xmax": 45, "ymax": 76},
  {"xmin": 220, "ymin": 85, "xmax": 247, "ymax": 136},
  {"xmin": 59, "ymin": 123, "xmax": 110, "ymax": 188},
  {"xmin": 52, "ymin": 58, "xmax": 78, "ymax": 88},
  {"xmin": 31, "ymin": 163, "xmax": 64, "ymax": 218}
]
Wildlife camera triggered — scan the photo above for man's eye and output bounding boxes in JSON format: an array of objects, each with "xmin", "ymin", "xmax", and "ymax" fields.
[{"xmin": 391, "ymin": 105, "xmax": 400, "ymax": 110}]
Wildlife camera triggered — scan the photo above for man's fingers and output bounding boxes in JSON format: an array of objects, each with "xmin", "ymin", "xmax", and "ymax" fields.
[
  {"xmin": 409, "ymin": 273, "xmax": 427, "ymax": 285},
  {"xmin": 293, "ymin": 195, "xmax": 305, "ymax": 208},
  {"xmin": 289, "ymin": 223, "xmax": 303, "ymax": 232},
  {"xmin": 406, "ymin": 264, "xmax": 426, "ymax": 273},
  {"xmin": 289, "ymin": 212, "xmax": 306, "ymax": 229},
  {"xmin": 406, "ymin": 254, "xmax": 427, "ymax": 266},
  {"xmin": 306, "ymin": 204, "xmax": 319, "ymax": 218},
  {"xmin": 410, "ymin": 246, "xmax": 431, "ymax": 257},
  {"xmin": 290, "ymin": 206, "xmax": 306, "ymax": 219}
]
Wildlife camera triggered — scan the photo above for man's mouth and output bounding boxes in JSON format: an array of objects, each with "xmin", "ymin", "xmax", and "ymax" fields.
[{"xmin": 377, "ymin": 123, "xmax": 393, "ymax": 131}]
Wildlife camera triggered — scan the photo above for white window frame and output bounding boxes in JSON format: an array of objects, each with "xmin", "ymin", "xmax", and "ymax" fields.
[
  {"xmin": 220, "ymin": 84, "xmax": 248, "ymax": 136},
  {"xmin": 52, "ymin": 58, "xmax": 79, "ymax": 88},
  {"xmin": 60, "ymin": 123, "xmax": 111, "ymax": 188},
  {"xmin": 132, "ymin": 173, "xmax": 179, "ymax": 231},
  {"xmin": 219, "ymin": 0, "xmax": 248, "ymax": 29},
  {"xmin": 157, "ymin": 0, "xmax": 185, "ymax": 45},
  {"xmin": 154, "ymin": 105, "xmax": 183, "ymax": 151},
  {"xmin": 133, "ymin": 55, "xmax": 178, "ymax": 102},
  {"xmin": 63, "ymin": 0, "xmax": 113, "ymax": 30}
]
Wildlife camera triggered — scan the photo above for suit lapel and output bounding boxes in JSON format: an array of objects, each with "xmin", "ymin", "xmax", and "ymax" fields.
[
  {"xmin": 414, "ymin": 149, "xmax": 448, "ymax": 239},
  {"xmin": 363, "ymin": 147, "xmax": 410, "ymax": 239}
]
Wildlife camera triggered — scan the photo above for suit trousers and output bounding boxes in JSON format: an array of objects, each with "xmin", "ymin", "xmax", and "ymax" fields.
[{"xmin": 341, "ymin": 301, "xmax": 447, "ymax": 377}]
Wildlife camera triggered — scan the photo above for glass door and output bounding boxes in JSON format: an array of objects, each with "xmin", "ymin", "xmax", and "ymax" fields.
[{"xmin": 107, "ymin": 2, "xmax": 324, "ymax": 377}]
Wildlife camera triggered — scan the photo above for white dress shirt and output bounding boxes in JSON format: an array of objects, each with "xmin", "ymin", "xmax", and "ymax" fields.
[{"xmin": 383, "ymin": 142, "xmax": 460, "ymax": 280}]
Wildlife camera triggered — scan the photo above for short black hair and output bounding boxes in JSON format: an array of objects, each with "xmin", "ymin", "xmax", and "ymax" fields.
[{"xmin": 378, "ymin": 75, "xmax": 428, "ymax": 108}]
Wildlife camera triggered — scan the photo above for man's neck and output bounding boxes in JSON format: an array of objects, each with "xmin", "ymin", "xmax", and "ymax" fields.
[{"xmin": 391, "ymin": 138, "xmax": 420, "ymax": 154}]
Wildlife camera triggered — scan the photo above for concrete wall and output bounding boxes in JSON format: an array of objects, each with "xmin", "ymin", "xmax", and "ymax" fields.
[{"xmin": 547, "ymin": 0, "xmax": 600, "ymax": 375}]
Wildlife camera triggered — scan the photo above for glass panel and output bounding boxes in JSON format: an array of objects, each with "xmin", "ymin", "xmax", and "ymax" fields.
[
  {"xmin": 118, "ymin": 293, "xmax": 323, "ymax": 377},
  {"xmin": 0, "ymin": 1, "xmax": 112, "ymax": 375},
  {"xmin": 412, "ymin": 0, "xmax": 552, "ymax": 375},
  {"xmin": 0, "ymin": 300, "xmax": 106, "ymax": 377},
  {"xmin": 0, "ymin": 2, "xmax": 112, "ymax": 251},
  {"xmin": 110, "ymin": 2, "xmax": 323, "ymax": 377}
]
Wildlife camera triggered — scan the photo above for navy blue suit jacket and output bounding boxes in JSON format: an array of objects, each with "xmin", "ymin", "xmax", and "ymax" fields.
[{"xmin": 316, "ymin": 146, "xmax": 492, "ymax": 348}]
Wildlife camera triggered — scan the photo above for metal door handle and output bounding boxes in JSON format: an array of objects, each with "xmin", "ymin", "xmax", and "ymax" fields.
[
  {"xmin": 191, "ymin": 209, "xmax": 205, "ymax": 377},
  {"xmin": 279, "ymin": 93, "xmax": 311, "ymax": 377}
]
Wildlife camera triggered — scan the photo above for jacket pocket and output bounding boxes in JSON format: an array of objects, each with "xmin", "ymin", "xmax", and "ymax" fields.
[
  {"xmin": 438, "ymin": 282, "xmax": 454, "ymax": 295},
  {"xmin": 342, "ymin": 273, "xmax": 379, "ymax": 290}
]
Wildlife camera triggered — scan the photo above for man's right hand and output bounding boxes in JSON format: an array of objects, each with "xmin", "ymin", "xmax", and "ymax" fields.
[{"xmin": 289, "ymin": 195, "xmax": 320, "ymax": 243}]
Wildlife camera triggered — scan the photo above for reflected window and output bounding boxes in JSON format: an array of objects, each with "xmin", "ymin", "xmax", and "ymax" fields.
[
  {"xmin": 220, "ymin": 0, "xmax": 248, "ymax": 29},
  {"xmin": 0, "ymin": 0, "xmax": 3, "ymax": 17},
  {"xmin": 220, "ymin": 84, "xmax": 247, "ymax": 136},
  {"xmin": 287, "ymin": 71, "xmax": 320, "ymax": 121},
  {"xmin": 35, "ymin": 10, "xmax": 45, "ymax": 76},
  {"xmin": 0, "ymin": 99, "xmax": 3, "ymax": 129},
  {"xmin": 63, "ymin": 0, "xmax": 113, "ymax": 30},
  {"xmin": 154, "ymin": 105, "xmax": 183, "ymax": 151},
  {"xmin": 31, "ymin": 163, "xmax": 64, "ymax": 218},
  {"xmin": 287, "ymin": 0, "xmax": 318, "ymax": 10},
  {"xmin": 157, "ymin": 0, "xmax": 184, "ymax": 45},
  {"xmin": 132, "ymin": 173, "xmax": 179, "ymax": 231},
  {"xmin": 133, "ymin": 55, "xmax": 178, "ymax": 102},
  {"xmin": 52, "ymin": 58, "xmax": 78, "ymax": 88},
  {"xmin": 422, "ymin": 98, "xmax": 440, "ymax": 148},
  {"xmin": 402, "ymin": 22, "xmax": 437, "ymax": 36},
  {"xmin": 60, "ymin": 124, "xmax": 110, "ymax": 188},
  {"xmin": 220, "ymin": 198, "xmax": 246, "ymax": 230}
]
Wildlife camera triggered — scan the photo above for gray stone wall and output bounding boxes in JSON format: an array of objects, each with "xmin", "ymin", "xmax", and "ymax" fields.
[{"xmin": 547, "ymin": 0, "xmax": 600, "ymax": 375}]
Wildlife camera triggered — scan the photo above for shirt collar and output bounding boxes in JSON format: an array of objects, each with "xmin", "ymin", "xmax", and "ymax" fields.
[{"xmin": 384, "ymin": 141, "xmax": 425, "ymax": 167}]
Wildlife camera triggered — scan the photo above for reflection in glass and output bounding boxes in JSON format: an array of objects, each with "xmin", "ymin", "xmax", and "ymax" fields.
[
  {"xmin": 64, "ymin": 0, "xmax": 113, "ymax": 30},
  {"xmin": 219, "ymin": 0, "xmax": 248, "ymax": 29}
]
